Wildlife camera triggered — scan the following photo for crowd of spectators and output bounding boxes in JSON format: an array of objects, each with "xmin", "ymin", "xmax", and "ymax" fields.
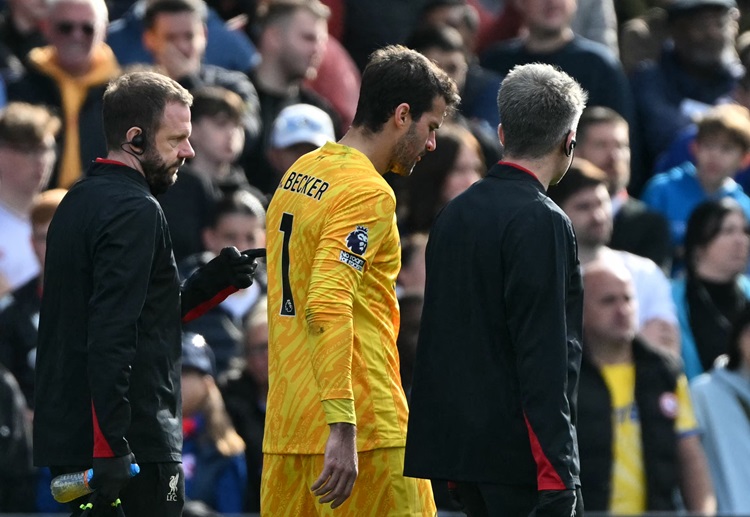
[{"xmin": 2, "ymin": 0, "xmax": 750, "ymax": 514}]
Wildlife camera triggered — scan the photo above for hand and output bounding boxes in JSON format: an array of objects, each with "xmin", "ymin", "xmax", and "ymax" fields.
[
  {"xmin": 89, "ymin": 454, "xmax": 137, "ymax": 505},
  {"xmin": 203, "ymin": 246, "xmax": 258, "ymax": 290},
  {"xmin": 529, "ymin": 488, "xmax": 583, "ymax": 517},
  {"xmin": 159, "ymin": 41, "xmax": 201, "ymax": 80},
  {"xmin": 310, "ymin": 423, "xmax": 358, "ymax": 509}
]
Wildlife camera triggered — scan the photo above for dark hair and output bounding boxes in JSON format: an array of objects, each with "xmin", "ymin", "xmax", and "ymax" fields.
[
  {"xmin": 577, "ymin": 106, "xmax": 628, "ymax": 145},
  {"xmin": 191, "ymin": 86, "xmax": 245, "ymax": 124},
  {"xmin": 398, "ymin": 123, "xmax": 482, "ymax": 232},
  {"xmin": 684, "ymin": 198, "xmax": 746, "ymax": 275},
  {"xmin": 207, "ymin": 190, "xmax": 266, "ymax": 229},
  {"xmin": 547, "ymin": 158, "xmax": 608, "ymax": 208},
  {"xmin": 727, "ymin": 305, "xmax": 750, "ymax": 370},
  {"xmin": 255, "ymin": 0, "xmax": 329, "ymax": 33},
  {"xmin": 351, "ymin": 45, "xmax": 460, "ymax": 134},
  {"xmin": 406, "ymin": 24, "xmax": 464, "ymax": 54},
  {"xmin": 144, "ymin": 0, "xmax": 207, "ymax": 30},
  {"xmin": 0, "ymin": 102, "xmax": 60, "ymax": 149},
  {"xmin": 102, "ymin": 71, "xmax": 193, "ymax": 151}
]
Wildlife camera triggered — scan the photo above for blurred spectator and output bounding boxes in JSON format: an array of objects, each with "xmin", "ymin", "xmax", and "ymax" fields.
[
  {"xmin": 406, "ymin": 24, "xmax": 501, "ymax": 138},
  {"xmin": 0, "ymin": 0, "xmax": 47, "ymax": 67},
  {"xmin": 244, "ymin": 0, "xmax": 340, "ymax": 195},
  {"xmin": 641, "ymin": 103, "xmax": 750, "ymax": 263},
  {"xmin": 576, "ymin": 106, "xmax": 672, "ymax": 272},
  {"xmin": 0, "ymin": 75, "xmax": 5, "ymax": 108},
  {"xmin": 341, "ymin": 0, "xmax": 431, "ymax": 71},
  {"xmin": 690, "ymin": 305, "xmax": 750, "ymax": 514},
  {"xmin": 0, "ymin": 363, "xmax": 34, "ymax": 513},
  {"xmin": 630, "ymin": 0, "xmax": 742, "ymax": 185},
  {"xmin": 178, "ymin": 190, "xmax": 267, "ymax": 376},
  {"xmin": 548, "ymin": 160, "xmax": 680, "ymax": 353},
  {"xmin": 0, "ymin": 102, "xmax": 59, "ymax": 297},
  {"xmin": 618, "ymin": 5, "xmax": 670, "ymax": 75},
  {"xmin": 0, "ymin": 188, "xmax": 66, "ymax": 408},
  {"xmin": 303, "ymin": 34, "xmax": 360, "ymax": 132},
  {"xmin": 570, "ymin": 0, "xmax": 619, "ymax": 56},
  {"xmin": 142, "ymin": 0, "xmax": 261, "ymax": 143},
  {"xmin": 160, "ymin": 86, "xmax": 262, "ymax": 262},
  {"xmin": 7, "ymin": 0, "xmax": 119, "ymax": 189},
  {"xmin": 653, "ymin": 32, "xmax": 750, "ymax": 190},
  {"xmin": 397, "ymin": 232, "xmax": 428, "ymax": 297},
  {"xmin": 673, "ymin": 198, "xmax": 750, "ymax": 380},
  {"xmin": 181, "ymin": 332, "xmax": 247, "ymax": 514},
  {"xmin": 578, "ymin": 260, "xmax": 716, "ymax": 514},
  {"xmin": 480, "ymin": 0, "xmax": 633, "ymax": 123},
  {"xmin": 266, "ymin": 102, "xmax": 335, "ymax": 190},
  {"xmin": 220, "ymin": 296, "xmax": 268, "ymax": 513},
  {"xmin": 107, "ymin": 0, "xmax": 259, "ymax": 73},
  {"xmin": 393, "ymin": 122, "xmax": 485, "ymax": 235}
]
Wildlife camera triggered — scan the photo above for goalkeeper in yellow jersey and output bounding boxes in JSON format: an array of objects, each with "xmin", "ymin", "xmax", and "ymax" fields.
[{"xmin": 261, "ymin": 44, "xmax": 460, "ymax": 516}]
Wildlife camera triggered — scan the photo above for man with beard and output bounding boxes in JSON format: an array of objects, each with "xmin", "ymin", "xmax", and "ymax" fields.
[
  {"xmin": 261, "ymin": 45, "xmax": 459, "ymax": 515},
  {"xmin": 33, "ymin": 71, "xmax": 261, "ymax": 517}
]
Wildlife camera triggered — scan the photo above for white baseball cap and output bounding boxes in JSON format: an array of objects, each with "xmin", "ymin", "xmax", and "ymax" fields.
[{"xmin": 270, "ymin": 103, "xmax": 336, "ymax": 149}]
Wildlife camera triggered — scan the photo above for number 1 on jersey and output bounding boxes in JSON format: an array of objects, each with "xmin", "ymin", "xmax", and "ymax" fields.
[{"xmin": 279, "ymin": 212, "xmax": 296, "ymax": 316}]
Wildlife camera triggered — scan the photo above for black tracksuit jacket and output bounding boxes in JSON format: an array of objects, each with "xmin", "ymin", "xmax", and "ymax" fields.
[
  {"xmin": 404, "ymin": 162, "xmax": 583, "ymax": 490},
  {"xmin": 34, "ymin": 161, "xmax": 223, "ymax": 466}
]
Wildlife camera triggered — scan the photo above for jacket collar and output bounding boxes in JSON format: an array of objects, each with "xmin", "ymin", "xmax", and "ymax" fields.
[{"xmin": 487, "ymin": 161, "xmax": 545, "ymax": 191}]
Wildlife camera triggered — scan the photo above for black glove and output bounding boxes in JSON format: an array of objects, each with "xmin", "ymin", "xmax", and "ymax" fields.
[
  {"xmin": 88, "ymin": 454, "xmax": 136, "ymax": 506},
  {"xmin": 529, "ymin": 488, "xmax": 583, "ymax": 517},
  {"xmin": 203, "ymin": 246, "xmax": 258, "ymax": 289}
]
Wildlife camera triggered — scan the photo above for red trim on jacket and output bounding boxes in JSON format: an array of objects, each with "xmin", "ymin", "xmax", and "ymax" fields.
[
  {"xmin": 497, "ymin": 161, "xmax": 541, "ymax": 182},
  {"xmin": 91, "ymin": 401, "xmax": 115, "ymax": 458},
  {"xmin": 95, "ymin": 158, "xmax": 128, "ymax": 166},
  {"xmin": 182, "ymin": 286, "xmax": 238, "ymax": 323},
  {"xmin": 524, "ymin": 412, "xmax": 567, "ymax": 490}
]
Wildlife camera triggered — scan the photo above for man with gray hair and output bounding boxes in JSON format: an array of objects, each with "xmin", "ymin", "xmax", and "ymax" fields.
[
  {"xmin": 7, "ymin": 0, "xmax": 120, "ymax": 189},
  {"xmin": 405, "ymin": 62, "xmax": 587, "ymax": 516}
]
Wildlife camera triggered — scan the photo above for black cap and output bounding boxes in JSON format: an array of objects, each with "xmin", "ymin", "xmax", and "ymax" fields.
[
  {"xmin": 181, "ymin": 332, "xmax": 215, "ymax": 377},
  {"xmin": 667, "ymin": 0, "xmax": 736, "ymax": 18}
]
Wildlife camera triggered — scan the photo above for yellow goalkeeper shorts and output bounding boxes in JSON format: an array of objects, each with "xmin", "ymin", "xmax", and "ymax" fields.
[{"xmin": 261, "ymin": 446, "xmax": 436, "ymax": 516}]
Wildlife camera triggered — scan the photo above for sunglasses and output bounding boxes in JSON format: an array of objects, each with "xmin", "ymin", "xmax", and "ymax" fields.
[{"xmin": 54, "ymin": 21, "xmax": 95, "ymax": 37}]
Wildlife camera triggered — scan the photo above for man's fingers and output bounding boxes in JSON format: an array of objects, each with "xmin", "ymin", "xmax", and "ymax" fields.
[
  {"xmin": 324, "ymin": 470, "xmax": 356, "ymax": 508},
  {"xmin": 310, "ymin": 465, "xmax": 333, "ymax": 493}
]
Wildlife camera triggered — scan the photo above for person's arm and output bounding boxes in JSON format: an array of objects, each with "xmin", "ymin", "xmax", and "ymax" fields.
[
  {"xmin": 305, "ymin": 187, "xmax": 397, "ymax": 508},
  {"xmin": 678, "ymin": 434, "xmax": 716, "ymax": 514},
  {"xmin": 503, "ymin": 203, "xmax": 580, "ymax": 491},
  {"xmin": 675, "ymin": 375, "xmax": 716, "ymax": 514}
]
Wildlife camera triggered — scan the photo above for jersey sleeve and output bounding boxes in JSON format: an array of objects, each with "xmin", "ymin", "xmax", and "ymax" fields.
[{"xmin": 305, "ymin": 186, "xmax": 396, "ymax": 424}]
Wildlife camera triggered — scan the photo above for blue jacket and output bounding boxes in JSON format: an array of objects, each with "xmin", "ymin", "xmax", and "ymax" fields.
[
  {"xmin": 641, "ymin": 161, "xmax": 750, "ymax": 248},
  {"xmin": 672, "ymin": 276, "xmax": 750, "ymax": 380},
  {"xmin": 183, "ymin": 415, "xmax": 247, "ymax": 513}
]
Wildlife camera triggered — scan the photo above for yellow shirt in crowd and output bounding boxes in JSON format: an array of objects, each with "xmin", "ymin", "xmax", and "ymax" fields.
[{"xmin": 602, "ymin": 364, "xmax": 698, "ymax": 514}]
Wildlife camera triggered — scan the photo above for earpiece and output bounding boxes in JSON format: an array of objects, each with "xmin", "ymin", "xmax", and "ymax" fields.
[
  {"xmin": 565, "ymin": 138, "xmax": 576, "ymax": 157},
  {"xmin": 120, "ymin": 128, "xmax": 146, "ymax": 159},
  {"xmin": 130, "ymin": 131, "xmax": 145, "ymax": 150}
]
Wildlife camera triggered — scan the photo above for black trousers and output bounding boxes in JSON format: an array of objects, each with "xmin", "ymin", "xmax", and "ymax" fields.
[
  {"xmin": 453, "ymin": 482, "xmax": 538, "ymax": 517},
  {"xmin": 52, "ymin": 462, "xmax": 184, "ymax": 517}
]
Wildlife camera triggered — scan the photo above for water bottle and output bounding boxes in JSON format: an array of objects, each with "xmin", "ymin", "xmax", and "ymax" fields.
[{"xmin": 50, "ymin": 464, "xmax": 140, "ymax": 503}]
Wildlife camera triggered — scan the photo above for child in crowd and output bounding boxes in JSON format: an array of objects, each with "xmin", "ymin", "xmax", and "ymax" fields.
[{"xmin": 642, "ymin": 104, "xmax": 750, "ymax": 270}]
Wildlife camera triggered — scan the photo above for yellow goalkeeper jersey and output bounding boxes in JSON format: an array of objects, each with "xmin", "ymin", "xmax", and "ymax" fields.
[{"xmin": 263, "ymin": 141, "xmax": 409, "ymax": 455}]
